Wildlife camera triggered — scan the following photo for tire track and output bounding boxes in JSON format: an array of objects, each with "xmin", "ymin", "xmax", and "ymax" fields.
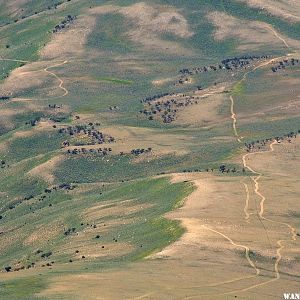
[
  {"xmin": 242, "ymin": 181, "xmax": 250, "ymax": 223},
  {"xmin": 220, "ymin": 49, "xmax": 298, "ymax": 295},
  {"xmin": 185, "ymin": 222, "xmax": 261, "ymax": 296},
  {"xmin": 229, "ymin": 95, "xmax": 242, "ymax": 142},
  {"xmin": 243, "ymin": 143, "xmax": 297, "ymax": 242},
  {"xmin": 222, "ymin": 51, "xmax": 296, "ymax": 295},
  {"xmin": 203, "ymin": 225, "xmax": 260, "ymax": 278},
  {"xmin": 230, "ymin": 94, "xmax": 271, "ymax": 245},
  {"xmin": 0, "ymin": 58, "xmax": 29, "ymax": 63},
  {"xmin": 132, "ymin": 292, "xmax": 156, "ymax": 300},
  {"xmin": 241, "ymin": 141, "xmax": 297, "ymax": 287},
  {"xmin": 264, "ymin": 24, "xmax": 291, "ymax": 51}
]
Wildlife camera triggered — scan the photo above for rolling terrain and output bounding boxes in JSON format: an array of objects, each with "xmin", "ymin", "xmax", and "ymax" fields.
[{"xmin": 0, "ymin": 0, "xmax": 299, "ymax": 299}]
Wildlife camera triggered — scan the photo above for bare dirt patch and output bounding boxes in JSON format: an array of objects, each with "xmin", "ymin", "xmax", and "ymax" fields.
[
  {"xmin": 152, "ymin": 77, "xmax": 177, "ymax": 86},
  {"xmin": 27, "ymin": 155, "xmax": 63, "ymax": 184}
]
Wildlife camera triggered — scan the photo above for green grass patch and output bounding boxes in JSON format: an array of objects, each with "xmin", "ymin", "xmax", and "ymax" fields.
[
  {"xmin": 87, "ymin": 13, "xmax": 135, "ymax": 53},
  {"xmin": 0, "ymin": 131, "xmax": 64, "ymax": 163},
  {"xmin": 0, "ymin": 276, "xmax": 46, "ymax": 300},
  {"xmin": 0, "ymin": 176, "xmax": 193, "ymax": 274},
  {"xmin": 231, "ymin": 80, "xmax": 246, "ymax": 95}
]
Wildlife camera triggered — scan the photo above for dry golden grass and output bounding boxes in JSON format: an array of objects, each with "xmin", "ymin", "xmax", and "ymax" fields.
[
  {"xmin": 1, "ymin": 0, "xmax": 29, "ymax": 16},
  {"xmin": 174, "ymin": 93, "xmax": 226, "ymax": 127},
  {"xmin": 1, "ymin": 2, "xmax": 299, "ymax": 299},
  {"xmin": 101, "ymin": 125, "xmax": 192, "ymax": 156}
]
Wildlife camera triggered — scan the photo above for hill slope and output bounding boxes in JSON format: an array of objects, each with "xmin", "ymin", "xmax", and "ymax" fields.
[{"xmin": 0, "ymin": 1, "xmax": 300, "ymax": 299}]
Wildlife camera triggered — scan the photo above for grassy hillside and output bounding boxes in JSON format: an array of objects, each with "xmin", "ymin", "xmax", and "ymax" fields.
[{"xmin": 0, "ymin": 0, "xmax": 300, "ymax": 298}]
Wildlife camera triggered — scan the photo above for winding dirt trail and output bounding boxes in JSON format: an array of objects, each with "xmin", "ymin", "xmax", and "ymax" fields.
[
  {"xmin": 235, "ymin": 25, "xmax": 295, "ymax": 90},
  {"xmin": 240, "ymin": 141, "xmax": 297, "ymax": 289},
  {"xmin": 43, "ymin": 60, "xmax": 69, "ymax": 97},
  {"xmin": 264, "ymin": 24, "xmax": 291, "ymax": 51},
  {"xmin": 186, "ymin": 41, "xmax": 292, "ymax": 296},
  {"xmin": 1, "ymin": 57, "xmax": 69, "ymax": 99},
  {"xmin": 226, "ymin": 83, "xmax": 297, "ymax": 295},
  {"xmin": 183, "ymin": 224, "xmax": 261, "ymax": 300},
  {"xmin": 236, "ymin": 54, "xmax": 288, "ymax": 89},
  {"xmin": 203, "ymin": 225, "xmax": 260, "ymax": 277},
  {"xmin": 224, "ymin": 30, "xmax": 298, "ymax": 294},
  {"xmin": 243, "ymin": 142, "xmax": 297, "ymax": 240},
  {"xmin": 186, "ymin": 155, "xmax": 297, "ymax": 299}
]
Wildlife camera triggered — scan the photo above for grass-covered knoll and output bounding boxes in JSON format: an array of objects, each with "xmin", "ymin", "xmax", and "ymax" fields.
[{"xmin": 231, "ymin": 61, "xmax": 300, "ymax": 115}]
